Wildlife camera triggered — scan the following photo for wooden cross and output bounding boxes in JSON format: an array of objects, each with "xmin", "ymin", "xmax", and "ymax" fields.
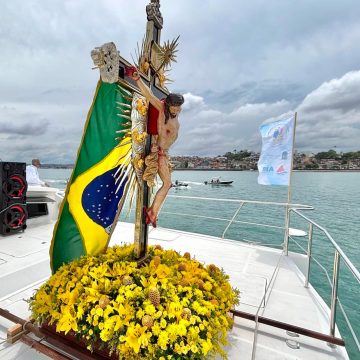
[{"xmin": 117, "ymin": 0, "xmax": 168, "ymax": 259}]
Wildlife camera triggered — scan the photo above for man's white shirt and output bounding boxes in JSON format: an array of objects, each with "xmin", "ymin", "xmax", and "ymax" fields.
[{"xmin": 26, "ymin": 165, "xmax": 45, "ymax": 186}]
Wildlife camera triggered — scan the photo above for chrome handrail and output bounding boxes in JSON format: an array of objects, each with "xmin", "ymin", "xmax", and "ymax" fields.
[
  {"xmin": 289, "ymin": 207, "xmax": 360, "ymax": 347},
  {"xmin": 167, "ymin": 195, "xmax": 312, "ymax": 245},
  {"xmin": 305, "ymin": 223, "xmax": 313, "ymax": 288},
  {"xmin": 289, "ymin": 208, "xmax": 360, "ymax": 283},
  {"xmin": 251, "ymin": 249, "xmax": 284, "ymax": 360},
  {"xmin": 162, "ymin": 210, "xmax": 285, "ymax": 231},
  {"xmin": 290, "ymin": 233, "xmax": 360, "ymax": 351},
  {"xmin": 330, "ymin": 251, "xmax": 341, "ymax": 341},
  {"xmin": 222, "ymin": 202, "xmax": 244, "ymax": 239},
  {"xmin": 124, "ymin": 194, "xmax": 359, "ymax": 351},
  {"xmin": 160, "ymin": 195, "xmax": 360, "ymax": 352},
  {"xmin": 167, "ymin": 194, "xmax": 313, "ymax": 209}
]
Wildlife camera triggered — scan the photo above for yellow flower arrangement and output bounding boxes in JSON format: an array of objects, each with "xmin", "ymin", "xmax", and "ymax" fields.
[
  {"xmin": 135, "ymin": 98, "xmax": 148, "ymax": 117},
  {"xmin": 30, "ymin": 244, "xmax": 240, "ymax": 359}
]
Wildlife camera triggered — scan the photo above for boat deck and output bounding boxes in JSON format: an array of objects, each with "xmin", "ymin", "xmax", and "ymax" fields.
[{"xmin": 0, "ymin": 221, "xmax": 349, "ymax": 359}]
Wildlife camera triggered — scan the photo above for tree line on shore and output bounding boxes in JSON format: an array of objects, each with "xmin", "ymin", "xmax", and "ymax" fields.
[{"xmin": 223, "ymin": 149, "xmax": 360, "ymax": 161}]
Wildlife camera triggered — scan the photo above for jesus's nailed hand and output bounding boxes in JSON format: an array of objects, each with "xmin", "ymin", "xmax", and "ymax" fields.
[{"xmin": 124, "ymin": 65, "xmax": 140, "ymax": 81}]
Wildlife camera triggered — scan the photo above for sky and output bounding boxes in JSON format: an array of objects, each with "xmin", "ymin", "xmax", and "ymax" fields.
[{"xmin": 1, "ymin": 0, "xmax": 360, "ymax": 163}]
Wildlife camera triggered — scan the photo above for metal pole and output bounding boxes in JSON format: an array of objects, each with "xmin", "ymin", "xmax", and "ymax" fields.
[
  {"xmin": 21, "ymin": 335, "xmax": 73, "ymax": 360},
  {"xmin": 284, "ymin": 208, "xmax": 290, "ymax": 255},
  {"xmin": 230, "ymin": 309, "xmax": 345, "ymax": 346},
  {"xmin": 284, "ymin": 112, "xmax": 297, "ymax": 255},
  {"xmin": 0, "ymin": 307, "xmax": 103, "ymax": 360},
  {"xmin": 305, "ymin": 223, "xmax": 313, "ymax": 288},
  {"xmin": 330, "ymin": 250, "xmax": 340, "ymax": 338},
  {"xmin": 221, "ymin": 202, "xmax": 244, "ymax": 239}
]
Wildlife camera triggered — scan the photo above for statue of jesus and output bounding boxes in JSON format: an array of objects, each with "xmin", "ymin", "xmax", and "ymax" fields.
[{"xmin": 126, "ymin": 65, "xmax": 184, "ymax": 227}]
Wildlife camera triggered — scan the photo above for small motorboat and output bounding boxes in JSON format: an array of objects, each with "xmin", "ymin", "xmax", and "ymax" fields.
[
  {"xmin": 204, "ymin": 177, "xmax": 233, "ymax": 185},
  {"xmin": 172, "ymin": 180, "xmax": 189, "ymax": 188}
]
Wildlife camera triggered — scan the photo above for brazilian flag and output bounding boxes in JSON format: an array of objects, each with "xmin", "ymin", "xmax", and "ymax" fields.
[{"xmin": 50, "ymin": 81, "xmax": 132, "ymax": 273}]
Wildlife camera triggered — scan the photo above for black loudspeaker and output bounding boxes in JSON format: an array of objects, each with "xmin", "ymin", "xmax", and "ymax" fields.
[{"xmin": 0, "ymin": 162, "xmax": 28, "ymax": 235}]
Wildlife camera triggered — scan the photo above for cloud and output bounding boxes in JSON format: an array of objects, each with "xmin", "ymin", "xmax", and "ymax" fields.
[
  {"xmin": 0, "ymin": 137, "xmax": 79, "ymax": 164},
  {"xmin": 299, "ymin": 71, "xmax": 360, "ymax": 113},
  {"xmin": 0, "ymin": 100, "xmax": 86, "ymax": 163},
  {"xmin": 1, "ymin": 0, "xmax": 360, "ymax": 161},
  {"xmin": 4, "ymin": 69, "xmax": 358, "ymax": 161},
  {"xmin": 294, "ymin": 71, "xmax": 360, "ymax": 151},
  {"xmin": 0, "ymin": 105, "xmax": 51, "ymax": 136},
  {"xmin": 202, "ymin": 80, "xmax": 304, "ymax": 112},
  {"xmin": 182, "ymin": 93, "xmax": 205, "ymax": 112},
  {"xmin": 0, "ymin": 119, "xmax": 49, "ymax": 135},
  {"xmin": 172, "ymin": 96, "xmax": 291, "ymax": 156},
  {"xmin": 173, "ymin": 70, "xmax": 360, "ymax": 155}
]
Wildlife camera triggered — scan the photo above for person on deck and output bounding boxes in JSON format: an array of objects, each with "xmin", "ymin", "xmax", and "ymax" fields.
[
  {"xmin": 26, "ymin": 159, "xmax": 49, "ymax": 187},
  {"xmin": 126, "ymin": 65, "xmax": 184, "ymax": 227}
]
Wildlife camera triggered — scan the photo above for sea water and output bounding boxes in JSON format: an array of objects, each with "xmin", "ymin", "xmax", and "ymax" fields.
[{"xmin": 40, "ymin": 168, "xmax": 360, "ymax": 359}]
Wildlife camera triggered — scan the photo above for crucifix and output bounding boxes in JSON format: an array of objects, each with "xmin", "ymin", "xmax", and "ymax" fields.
[
  {"xmin": 118, "ymin": 0, "xmax": 180, "ymax": 260},
  {"xmin": 91, "ymin": 0, "xmax": 181, "ymax": 260}
]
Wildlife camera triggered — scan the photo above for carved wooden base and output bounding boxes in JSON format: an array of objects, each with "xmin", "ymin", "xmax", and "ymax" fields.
[{"xmin": 41, "ymin": 322, "xmax": 117, "ymax": 360}]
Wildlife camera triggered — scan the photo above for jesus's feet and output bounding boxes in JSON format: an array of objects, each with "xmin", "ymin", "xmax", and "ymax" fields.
[{"xmin": 143, "ymin": 207, "xmax": 157, "ymax": 228}]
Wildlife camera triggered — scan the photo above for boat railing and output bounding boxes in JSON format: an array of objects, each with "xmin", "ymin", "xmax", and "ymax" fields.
[
  {"xmin": 161, "ymin": 194, "xmax": 360, "ymax": 355},
  {"xmin": 165, "ymin": 195, "xmax": 312, "ymax": 246},
  {"xmin": 287, "ymin": 207, "xmax": 360, "ymax": 353}
]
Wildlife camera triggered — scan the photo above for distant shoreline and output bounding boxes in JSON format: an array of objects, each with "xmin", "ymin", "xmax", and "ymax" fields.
[
  {"xmin": 172, "ymin": 168, "xmax": 360, "ymax": 172},
  {"xmin": 41, "ymin": 167, "xmax": 360, "ymax": 172},
  {"xmin": 293, "ymin": 169, "xmax": 360, "ymax": 172}
]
